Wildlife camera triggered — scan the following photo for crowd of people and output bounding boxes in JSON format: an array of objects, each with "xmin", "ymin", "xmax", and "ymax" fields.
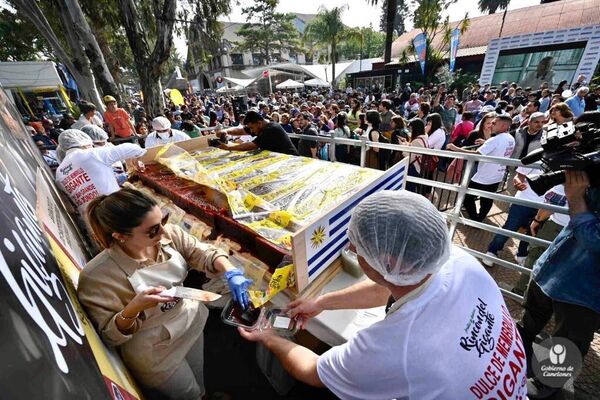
[{"xmin": 20, "ymin": 72, "xmax": 600, "ymax": 399}]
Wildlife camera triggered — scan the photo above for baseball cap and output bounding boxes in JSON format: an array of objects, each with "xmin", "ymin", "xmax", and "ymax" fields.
[{"xmin": 103, "ymin": 95, "xmax": 117, "ymax": 104}]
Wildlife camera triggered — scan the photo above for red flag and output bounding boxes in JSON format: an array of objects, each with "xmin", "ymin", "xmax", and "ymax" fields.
[{"xmin": 262, "ymin": 70, "xmax": 269, "ymax": 78}]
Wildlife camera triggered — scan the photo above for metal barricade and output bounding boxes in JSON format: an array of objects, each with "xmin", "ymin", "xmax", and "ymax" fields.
[{"xmin": 286, "ymin": 132, "xmax": 569, "ymax": 303}]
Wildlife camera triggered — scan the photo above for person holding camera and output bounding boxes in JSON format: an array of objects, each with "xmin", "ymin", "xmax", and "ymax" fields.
[{"xmin": 518, "ymin": 170, "xmax": 600, "ymax": 398}]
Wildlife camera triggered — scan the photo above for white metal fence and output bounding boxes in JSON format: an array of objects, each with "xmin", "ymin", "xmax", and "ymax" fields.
[{"xmin": 287, "ymin": 132, "xmax": 569, "ymax": 302}]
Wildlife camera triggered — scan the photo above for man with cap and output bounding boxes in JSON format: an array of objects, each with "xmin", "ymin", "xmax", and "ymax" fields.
[
  {"xmin": 237, "ymin": 191, "xmax": 527, "ymax": 399},
  {"xmin": 55, "ymin": 129, "xmax": 145, "ymax": 214},
  {"xmin": 482, "ymin": 112, "xmax": 546, "ymax": 267},
  {"xmin": 103, "ymin": 95, "xmax": 138, "ymax": 144},
  {"xmin": 144, "ymin": 116, "xmax": 190, "ymax": 148}
]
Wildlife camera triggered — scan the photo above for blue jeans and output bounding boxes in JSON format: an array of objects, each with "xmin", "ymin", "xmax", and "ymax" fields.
[{"xmin": 487, "ymin": 203, "xmax": 537, "ymax": 257}]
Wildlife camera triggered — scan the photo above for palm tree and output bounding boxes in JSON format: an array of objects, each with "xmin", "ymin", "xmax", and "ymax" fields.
[
  {"xmin": 304, "ymin": 6, "xmax": 347, "ymax": 87},
  {"xmin": 478, "ymin": 0, "xmax": 511, "ymax": 37},
  {"xmin": 368, "ymin": 0, "xmax": 397, "ymax": 64}
]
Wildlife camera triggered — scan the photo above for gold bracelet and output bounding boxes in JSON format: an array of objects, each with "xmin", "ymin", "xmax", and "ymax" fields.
[{"xmin": 118, "ymin": 310, "xmax": 139, "ymax": 321}]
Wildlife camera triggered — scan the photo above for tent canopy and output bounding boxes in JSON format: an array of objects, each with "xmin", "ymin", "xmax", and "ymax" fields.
[
  {"xmin": 304, "ymin": 78, "xmax": 331, "ymax": 88},
  {"xmin": 165, "ymin": 66, "xmax": 189, "ymax": 91},
  {"xmin": 223, "ymin": 76, "xmax": 258, "ymax": 88},
  {"xmin": 216, "ymin": 85, "xmax": 245, "ymax": 93},
  {"xmin": 0, "ymin": 61, "xmax": 62, "ymax": 90},
  {"xmin": 275, "ymin": 79, "xmax": 304, "ymax": 89}
]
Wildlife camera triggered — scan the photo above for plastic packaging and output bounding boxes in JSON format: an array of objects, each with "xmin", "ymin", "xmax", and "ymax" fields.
[
  {"xmin": 341, "ymin": 245, "xmax": 363, "ymax": 278},
  {"xmin": 221, "ymin": 299, "xmax": 299, "ymax": 334}
]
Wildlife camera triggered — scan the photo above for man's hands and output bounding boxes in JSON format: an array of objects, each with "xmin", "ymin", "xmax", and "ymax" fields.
[
  {"xmin": 565, "ymin": 170, "xmax": 590, "ymax": 216},
  {"xmin": 446, "ymin": 143, "xmax": 459, "ymax": 151},
  {"xmin": 237, "ymin": 326, "xmax": 277, "ymax": 343},
  {"xmin": 287, "ymin": 297, "xmax": 324, "ymax": 329},
  {"xmin": 513, "ymin": 174, "xmax": 528, "ymax": 191}
]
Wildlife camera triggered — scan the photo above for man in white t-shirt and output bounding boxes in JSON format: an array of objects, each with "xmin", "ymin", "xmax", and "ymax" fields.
[
  {"xmin": 144, "ymin": 116, "xmax": 190, "ymax": 148},
  {"xmin": 237, "ymin": 191, "xmax": 527, "ymax": 400},
  {"xmin": 482, "ymin": 113, "xmax": 546, "ymax": 267},
  {"xmin": 55, "ymin": 129, "xmax": 146, "ymax": 214},
  {"xmin": 447, "ymin": 115, "xmax": 515, "ymax": 222}
]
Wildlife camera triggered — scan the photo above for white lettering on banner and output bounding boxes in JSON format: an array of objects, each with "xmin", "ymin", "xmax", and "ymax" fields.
[{"xmin": 0, "ymin": 172, "xmax": 84, "ymax": 373}]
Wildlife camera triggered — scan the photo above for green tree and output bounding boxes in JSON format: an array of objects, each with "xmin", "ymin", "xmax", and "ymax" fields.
[
  {"xmin": 0, "ymin": 9, "xmax": 52, "ymax": 61},
  {"xmin": 236, "ymin": 0, "xmax": 300, "ymax": 66},
  {"xmin": 400, "ymin": 0, "xmax": 469, "ymax": 84},
  {"xmin": 339, "ymin": 26, "xmax": 386, "ymax": 60},
  {"xmin": 379, "ymin": 0, "xmax": 409, "ymax": 37},
  {"xmin": 304, "ymin": 6, "xmax": 348, "ymax": 87},
  {"xmin": 367, "ymin": 0, "xmax": 398, "ymax": 63},
  {"xmin": 118, "ymin": 0, "xmax": 177, "ymax": 117},
  {"xmin": 478, "ymin": 0, "xmax": 511, "ymax": 37}
]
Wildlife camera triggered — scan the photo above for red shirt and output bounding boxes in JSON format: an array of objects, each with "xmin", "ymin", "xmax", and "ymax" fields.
[
  {"xmin": 451, "ymin": 120, "xmax": 474, "ymax": 143},
  {"xmin": 104, "ymin": 108, "xmax": 133, "ymax": 138}
]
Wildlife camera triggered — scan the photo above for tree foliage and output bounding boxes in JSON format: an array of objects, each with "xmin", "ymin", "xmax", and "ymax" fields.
[
  {"xmin": 379, "ymin": 0, "xmax": 409, "ymax": 37},
  {"xmin": 0, "ymin": 8, "xmax": 53, "ymax": 61},
  {"xmin": 477, "ymin": 0, "xmax": 511, "ymax": 14},
  {"xmin": 399, "ymin": 0, "xmax": 469, "ymax": 83},
  {"xmin": 338, "ymin": 26, "xmax": 386, "ymax": 60},
  {"xmin": 304, "ymin": 6, "xmax": 349, "ymax": 86},
  {"xmin": 236, "ymin": 0, "xmax": 300, "ymax": 66}
]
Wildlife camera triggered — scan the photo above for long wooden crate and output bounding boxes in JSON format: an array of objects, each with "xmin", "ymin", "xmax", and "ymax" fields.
[{"xmin": 135, "ymin": 136, "xmax": 408, "ymax": 292}]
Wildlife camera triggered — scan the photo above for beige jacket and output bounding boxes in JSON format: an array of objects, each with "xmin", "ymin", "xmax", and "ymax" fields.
[{"xmin": 77, "ymin": 224, "xmax": 228, "ymax": 387}]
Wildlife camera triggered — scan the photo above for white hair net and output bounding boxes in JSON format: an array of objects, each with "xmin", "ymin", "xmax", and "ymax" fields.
[
  {"xmin": 80, "ymin": 124, "xmax": 108, "ymax": 143},
  {"xmin": 56, "ymin": 129, "xmax": 93, "ymax": 162},
  {"xmin": 347, "ymin": 190, "xmax": 450, "ymax": 285},
  {"xmin": 152, "ymin": 116, "xmax": 171, "ymax": 131}
]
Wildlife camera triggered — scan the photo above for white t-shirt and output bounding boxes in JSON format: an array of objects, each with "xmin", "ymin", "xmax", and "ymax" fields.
[
  {"xmin": 317, "ymin": 247, "xmax": 528, "ymax": 400},
  {"xmin": 472, "ymin": 132, "xmax": 515, "ymax": 184},
  {"xmin": 56, "ymin": 144, "xmax": 146, "ymax": 213},
  {"xmin": 145, "ymin": 129, "xmax": 190, "ymax": 148},
  {"xmin": 427, "ymin": 128, "xmax": 446, "ymax": 150},
  {"xmin": 514, "ymin": 166, "xmax": 544, "ymax": 203},
  {"xmin": 547, "ymin": 185, "xmax": 570, "ymax": 227}
]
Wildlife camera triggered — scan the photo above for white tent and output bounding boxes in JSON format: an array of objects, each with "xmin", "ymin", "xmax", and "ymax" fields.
[
  {"xmin": 216, "ymin": 85, "xmax": 245, "ymax": 93},
  {"xmin": 223, "ymin": 76, "xmax": 258, "ymax": 88},
  {"xmin": 0, "ymin": 61, "xmax": 62, "ymax": 89},
  {"xmin": 304, "ymin": 78, "xmax": 331, "ymax": 88},
  {"xmin": 275, "ymin": 79, "xmax": 304, "ymax": 89}
]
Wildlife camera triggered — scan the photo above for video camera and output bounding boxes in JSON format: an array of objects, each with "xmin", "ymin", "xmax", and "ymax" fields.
[{"xmin": 521, "ymin": 115, "xmax": 600, "ymax": 195}]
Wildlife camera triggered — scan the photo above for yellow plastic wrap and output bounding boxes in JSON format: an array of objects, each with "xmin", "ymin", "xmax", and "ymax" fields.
[{"xmin": 153, "ymin": 145, "xmax": 381, "ymax": 251}]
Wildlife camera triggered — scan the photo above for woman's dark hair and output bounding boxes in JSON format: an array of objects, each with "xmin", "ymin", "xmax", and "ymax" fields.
[
  {"xmin": 336, "ymin": 112, "xmax": 347, "ymax": 129},
  {"xmin": 351, "ymin": 99, "xmax": 361, "ymax": 112},
  {"xmin": 180, "ymin": 121, "xmax": 195, "ymax": 131},
  {"xmin": 419, "ymin": 102, "xmax": 431, "ymax": 116},
  {"xmin": 425, "ymin": 113, "xmax": 443, "ymax": 134},
  {"xmin": 209, "ymin": 111, "xmax": 218, "ymax": 126},
  {"xmin": 408, "ymin": 118, "xmax": 425, "ymax": 137},
  {"xmin": 554, "ymin": 80, "xmax": 569, "ymax": 94},
  {"xmin": 366, "ymin": 110, "xmax": 381, "ymax": 130},
  {"xmin": 87, "ymin": 188, "xmax": 158, "ymax": 249},
  {"xmin": 78, "ymin": 101, "xmax": 96, "ymax": 115},
  {"xmin": 391, "ymin": 115, "xmax": 406, "ymax": 130}
]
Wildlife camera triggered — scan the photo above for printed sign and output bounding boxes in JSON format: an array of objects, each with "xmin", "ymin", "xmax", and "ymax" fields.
[
  {"xmin": 413, "ymin": 33, "xmax": 427, "ymax": 76},
  {"xmin": 450, "ymin": 28, "xmax": 460, "ymax": 72}
]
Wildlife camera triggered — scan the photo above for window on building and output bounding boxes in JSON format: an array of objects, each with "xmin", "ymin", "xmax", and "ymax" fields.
[
  {"xmin": 231, "ymin": 54, "xmax": 244, "ymax": 65},
  {"xmin": 252, "ymin": 54, "xmax": 261, "ymax": 66}
]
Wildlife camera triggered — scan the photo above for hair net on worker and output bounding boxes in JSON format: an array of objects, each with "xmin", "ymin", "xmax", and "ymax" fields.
[
  {"xmin": 80, "ymin": 124, "xmax": 109, "ymax": 143},
  {"xmin": 347, "ymin": 190, "xmax": 450, "ymax": 286},
  {"xmin": 56, "ymin": 129, "xmax": 93, "ymax": 162},
  {"xmin": 152, "ymin": 116, "xmax": 171, "ymax": 131}
]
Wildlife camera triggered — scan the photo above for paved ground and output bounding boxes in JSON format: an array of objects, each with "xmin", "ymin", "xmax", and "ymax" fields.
[{"xmin": 449, "ymin": 191, "xmax": 600, "ymax": 400}]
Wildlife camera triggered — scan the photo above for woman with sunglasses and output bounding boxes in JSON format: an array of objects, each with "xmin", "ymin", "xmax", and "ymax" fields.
[{"xmin": 78, "ymin": 188, "xmax": 252, "ymax": 400}]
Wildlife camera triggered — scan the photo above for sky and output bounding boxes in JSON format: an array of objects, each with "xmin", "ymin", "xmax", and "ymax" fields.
[{"xmin": 173, "ymin": 0, "xmax": 541, "ymax": 56}]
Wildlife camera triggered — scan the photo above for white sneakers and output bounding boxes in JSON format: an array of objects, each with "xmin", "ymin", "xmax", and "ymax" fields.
[{"xmin": 481, "ymin": 252, "xmax": 495, "ymax": 267}]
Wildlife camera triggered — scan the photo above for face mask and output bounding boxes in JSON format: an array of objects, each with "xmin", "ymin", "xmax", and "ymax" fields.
[{"xmin": 158, "ymin": 130, "xmax": 170, "ymax": 140}]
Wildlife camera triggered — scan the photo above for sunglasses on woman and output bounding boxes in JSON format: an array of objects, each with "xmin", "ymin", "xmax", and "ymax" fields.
[{"xmin": 148, "ymin": 213, "xmax": 170, "ymax": 239}]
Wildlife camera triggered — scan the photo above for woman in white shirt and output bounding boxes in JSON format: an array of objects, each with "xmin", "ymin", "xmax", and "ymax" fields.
[{"xmin": 425, "ymin": 113, "xmax": 446, "ymax": 149}]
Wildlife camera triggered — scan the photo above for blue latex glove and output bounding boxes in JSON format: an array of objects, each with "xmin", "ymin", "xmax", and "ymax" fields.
[{"xmin": 225, "ymin": 268, "xmax": 252, "ymax": 309}]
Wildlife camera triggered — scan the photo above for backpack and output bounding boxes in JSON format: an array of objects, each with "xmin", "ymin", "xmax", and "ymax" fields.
[{"xmin": 412, "ymin": 136, "xmax": 438, "ymax": 173}]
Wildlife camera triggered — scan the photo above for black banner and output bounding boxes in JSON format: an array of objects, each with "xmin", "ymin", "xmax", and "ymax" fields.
[{"xmin": 0, "ymin": 88, "xmax": 111, "ymax": 399}]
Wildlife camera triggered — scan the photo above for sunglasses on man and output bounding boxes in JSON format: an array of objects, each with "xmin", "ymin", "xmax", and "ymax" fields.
[{"xmin": 148, "ymin": 213, "xmax": 170, "ymax": 239}]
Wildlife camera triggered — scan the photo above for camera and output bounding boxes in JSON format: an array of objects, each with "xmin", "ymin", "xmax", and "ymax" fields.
[{"xmin": 521, "ymin": 113, "xmax": 600, "ymax": 195}]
